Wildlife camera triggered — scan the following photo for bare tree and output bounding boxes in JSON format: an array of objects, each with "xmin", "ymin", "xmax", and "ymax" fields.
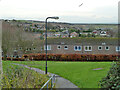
[
  {"xmin": 2, "ymin": 21, "xmax": 44, "ymax": 61},
  {"xmin": 2, "ymin": 21, "xmax": 13, "ymax": 60}
]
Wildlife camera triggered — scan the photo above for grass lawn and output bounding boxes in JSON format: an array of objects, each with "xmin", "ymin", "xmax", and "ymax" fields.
[{"xmin": 3, "ymin": 61, "xmax": 113, "ymax": 88}]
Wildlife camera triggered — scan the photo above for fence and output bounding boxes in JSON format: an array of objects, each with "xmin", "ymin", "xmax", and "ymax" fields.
[{"xmin": 40, "ymin": 75, "xmax": 56, "ymax": 90}]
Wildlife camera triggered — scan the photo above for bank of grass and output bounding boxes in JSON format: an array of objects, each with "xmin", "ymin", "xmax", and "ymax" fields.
[
  {"xmin": 6, "ymin": 61, "xmax": 113, "ymax": 88},
  {"xmin": 2, "ymin": 61, "xmax": 50, "ymax": 88}
]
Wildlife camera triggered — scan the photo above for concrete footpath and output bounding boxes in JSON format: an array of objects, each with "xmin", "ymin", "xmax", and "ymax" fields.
[{"xmin": 12, "ymin": 63, "xmax": 78, "ymax": 88}]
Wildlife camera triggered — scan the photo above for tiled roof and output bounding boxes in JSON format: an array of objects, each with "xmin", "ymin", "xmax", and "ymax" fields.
[{"xmin": 47, "ymin": 38, "xmax": 119, "ymax": 45}]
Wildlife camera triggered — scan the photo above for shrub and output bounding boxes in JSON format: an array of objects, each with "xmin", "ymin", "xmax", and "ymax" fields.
[
  {"xmin": 99, "ymin": 62, "xmax": 120, "ymax": 89},
  {"xmin": 5, "ymin": 54, "xmax": 120, "ymax": 61}
]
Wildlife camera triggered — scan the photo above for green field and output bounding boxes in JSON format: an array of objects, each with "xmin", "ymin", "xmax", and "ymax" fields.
[{"xmin": 3, "ymin": 61, "xmax": 113, "ymax": 88}]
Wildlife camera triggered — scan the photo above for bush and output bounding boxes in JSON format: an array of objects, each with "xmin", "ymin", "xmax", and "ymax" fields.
[
  {"xmin": 99, "ymin": 62, "xmax": 120, "ymax": 89},
  {"xmin": 4, "ymin": 54, "xmax": 120, "ymax": 61}
]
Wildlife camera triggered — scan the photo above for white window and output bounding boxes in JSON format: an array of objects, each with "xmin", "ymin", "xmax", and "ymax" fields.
[
  {"xmin": 57, "ymin": 45, "xmax": 61, "ymax": 49},
  {"xmin": 29, "ymin": 48, "xmax": 32, "ymax": 51},
  {"xmin": 98, "ymin": 46, "xmax": 102, "ymax": 50},
  {"xmin": 44, "ymin": 45, "xmax": 51, "ymax": 50},
  {"xmin": 41, "ymin": 47, "xmax": 43, "ymax": 51},
  {"xmin": 105, "ymin": 46, "xmax": 110, "ymax": 50},
  {"xmin": 102, "ymin": 43, "xmax": 106, "ymax": 45},
  {"xmin": 64, "ymin": 45, "xmax": 68, "ymax": 50},
  {"xmin": 74, "ymin": 46, "xmax": 82, "ymax": 51},
  {"xmin": 26, "ymin": 48, "xmax": 29, "ymax": 51},
  {"xmin": 116, "ymin": 46, "xmax": 120, "ymax": 52},
  {"xmin": 19, "ymin": 47, "xmax": 22, "ymax": 50},
  {"xmin": 84, "ymin": 46, "xmax": 92, "ymax": 51},
  {"xmin": 47, "ymin": 45, "xmax": 51, "ymax": 50},
  {"xmin": 33, "ymin": 47, "xmax": 36, "ymax": 50}
]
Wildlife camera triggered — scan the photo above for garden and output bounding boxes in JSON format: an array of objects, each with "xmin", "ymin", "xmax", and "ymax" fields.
[{"xmin": 2, "ymin": 61, "xmax": 113, "ymax": 88}]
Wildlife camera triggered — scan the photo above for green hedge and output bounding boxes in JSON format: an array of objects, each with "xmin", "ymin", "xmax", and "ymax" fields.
[{"xmin": 4, "ymin": 54, "xmax": 120, "ymax": 61}]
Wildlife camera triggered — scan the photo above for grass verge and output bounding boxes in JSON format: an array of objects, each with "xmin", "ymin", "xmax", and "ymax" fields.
[
  {"xmin": 2, "ymin": 61, "xmax": 50, "ymax": 88},
  {"xmin": 5, "ymin": 61, "xmax": 112, "ymax": 88}
]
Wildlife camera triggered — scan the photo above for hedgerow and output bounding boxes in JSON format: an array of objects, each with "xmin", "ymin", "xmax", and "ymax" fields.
[{"xmin": 3, "ymin": 54, "xmax": 120, "ymax": 61}]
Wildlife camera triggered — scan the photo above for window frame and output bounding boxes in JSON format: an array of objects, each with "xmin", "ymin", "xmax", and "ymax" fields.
[
  {"xmin": 47, "ymin": 45, "xmax": 51, "ymax": 50},
  {"xmin": 57, "ymin": 45, "xmax": 61, "ymax": 49},
  {"xmin": 105, "ymin": 46, "xmax": 110, "ymax": 50},
  {"xmin": 74, "ymin": 46, "xmax": 82, "ymax": 51},
  {"xmin": 19, "ymin": 47, "xmax": 22, "ymax": 50},
  {"xmin": 33, "ymin": 47, "xmax": 36, "ymax": 50},
  {"xmin": 98, "ymin": 46, "xmax": 102, "ymax": 50},
  {"xmin": 84, "ymin": 46, "xmax": 92, "ymax": 51},
  {"xmin": 44, "ymin": 45, "xmax": 51, "ymax": 50},
  {"xmin": 116, "ymin": 46, "xmax": 120, "ymax": 52},
  {"xmin": 64, "ymin": 45, "xmax": 68, "ymax": 50}
]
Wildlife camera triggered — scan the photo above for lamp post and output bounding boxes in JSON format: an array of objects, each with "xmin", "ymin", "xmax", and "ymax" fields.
[{"xmin": 45, "ymin": 17, "xmax": 59, "ymax": 74}]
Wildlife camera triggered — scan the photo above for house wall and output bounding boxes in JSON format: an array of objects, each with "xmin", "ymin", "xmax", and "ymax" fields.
[
  {"xmin": 47, "ymin": 45, "xmax": 119, "ymax": 55},
  {"xmin": 5, "ymin": 44, "xmax": 119, "ymax": 57}
]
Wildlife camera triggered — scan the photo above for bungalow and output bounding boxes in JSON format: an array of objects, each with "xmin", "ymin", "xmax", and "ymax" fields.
[
  {"xmin": 61, "ymin": 34, "xmax": 69, "ymax": 38},
  {"xmin": 70, "ymin": 32, "xmax": 78, "ymax": 38},
  {"xmin": 62, "ymin": 30, "xmax": 69, "ymax": 34},
  {"xmin": 43, "ymin": 32, "xmax": 55, "ymax": 38},
  {"xmin": 99, "ymin": 31, "xmax": 110, "ymax": 37},
  {"xmin": 92, "ymin": 30, "xmax": 99, "ymax": 35},
  {"xmin": 100, "ymin": 31, "xmax": 107, "ymax": 36},
  {"xmin": 55, "ymin": 32, "xmax": 61, "ymax": 37}
]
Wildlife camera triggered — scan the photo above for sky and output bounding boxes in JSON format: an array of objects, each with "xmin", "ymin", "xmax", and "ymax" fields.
[{"xmin": 0, "ymin": 0, "xmax": 119, "ymax": 23}]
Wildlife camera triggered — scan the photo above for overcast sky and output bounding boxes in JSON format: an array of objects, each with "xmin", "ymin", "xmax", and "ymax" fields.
[{"xmin": 0, "ymin": 0, "xmax": 119, "ymax": 23}]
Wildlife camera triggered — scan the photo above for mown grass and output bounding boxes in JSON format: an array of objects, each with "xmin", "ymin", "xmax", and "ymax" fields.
[{"xmin": 4, "ymin": 61, "xmax": 112, "ymax": 88}]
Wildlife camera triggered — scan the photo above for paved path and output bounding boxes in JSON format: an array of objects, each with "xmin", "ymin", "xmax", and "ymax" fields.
[{"xmin": 12, "ymin": 63, "xmax": 78, "ymax": 88}]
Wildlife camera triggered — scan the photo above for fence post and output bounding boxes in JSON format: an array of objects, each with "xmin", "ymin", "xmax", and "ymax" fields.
[
  {"xmin": 47, "ymin": 83, "xmax": 48, "ymax": 90},
  {"xmin": 51, "ymin": 78, "xmax": 53, "ymax": 90},
  {"xmin": 40, "ymin": 75, "xmax": 55, "ymax": 90}
]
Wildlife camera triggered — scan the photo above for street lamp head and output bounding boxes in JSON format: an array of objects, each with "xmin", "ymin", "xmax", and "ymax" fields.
[
  {"xmin": 53, "ymin": 17, "xmax": 59, "ymax": 19},
  {"xmin": 47, "ymin": 17, "xmax": 59, "ymax": 20}
]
